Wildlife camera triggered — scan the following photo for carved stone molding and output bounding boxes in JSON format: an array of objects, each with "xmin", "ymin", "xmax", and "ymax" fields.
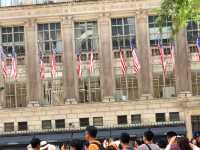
[
  {"xmin": 24, "ymin": 18, "xmax": 36, "ymax": 29},
  {"xmin": 136, "ymin": 9, "xmax": 148, "ymax": 21},
  {"xmin": 98, "ymin": 13, "xmax": 111, "ymax": 25},
  {"xmin": 61, "ymin": 16, "xmax": 73, "ymax": 28}
]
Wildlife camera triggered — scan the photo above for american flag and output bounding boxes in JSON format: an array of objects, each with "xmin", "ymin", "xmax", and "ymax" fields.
[
  {"xmin": 120, "ymin": 48, "xmax": 127, "ymax": 76},
  {"xmin": 0, "ymin": 46, "xmax": 8, "ymax": 79},
  {"xmin": 88, "ymin": 49, "xmax": 94, "ymax": 74},
  {"xmin": 158, "ymin": 40, "xmax": 166, "ymax": 75},
  {"xmin": 10, "ymin": 48, "xmax": 17, "ymax": 80},
  {"xmin": 77, "ymin": 53, "xmax": 82, "ymax": 79},
  {"xmin": 170, "ymin": 43, "xmax": 175, "ymax": 70},
  {"xmin": 39, "ymin": 51, "xmax": 45, "ymax": 80},
  {"xmin": 196, "ymin": 36, "xmax": 200, "ymax": 61},
  {"xmin": 51, "ymin": 46, "xmax": 57, "ymax": 78},
  {"xmin": 131, "ymin": 40, "xmax": 141, "ymax": 73}
]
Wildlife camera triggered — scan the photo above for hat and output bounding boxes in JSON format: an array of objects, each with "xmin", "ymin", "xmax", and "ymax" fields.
[
  {"xmin": 27, "ymin": 144, "xmax": 33, "ymax": 150},
  {"xmin": 40, "ymin": 141, "xmax": 50, "ymax": 150}
]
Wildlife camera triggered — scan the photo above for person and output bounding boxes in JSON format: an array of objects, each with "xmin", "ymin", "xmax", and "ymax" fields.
[
  {"xmin": 30, "ymin": 138, "xmax": 41, "ymax": 150},
  {"xmin": 70, "ymin": 139, "xmax": 84, "ymax": 150},
  {"xmin": 40, "ymin": 141, "xmax": 50, "ymax": 150},
  {"xmin": 191, "ymin": 138, "xmax": 197, "ymax": 146},
  {"xmin": 165, "ymin": 136, "xmax": 200, "ymax": 150},
  {"xmin": 166, "ymin": 131, "xmax": 179, "ymax": 150},
  {"xmin": 119, "ymin": 133, "xmax": 133, "ymax": 150},
  {"xmin": 59, "ymin": 143, "xmax": 67, "ymax": 150},
  {"xmin": 27, "ymin": 144, "xmax": 33, "ymax": 150},
  {"xmin": 105, "ymin": 141, "xmax": 120, "ymax": 150},
  {"xmin": 195, "ymin": 132, "xmax": 200, "ymax": 148},
  {"xmin": 84, "ymin": 126, "xmax": 101, "ymax": 150},
  {"xmin": 138, "ymin": 130, "xmax": 160, "ymax": 150}
]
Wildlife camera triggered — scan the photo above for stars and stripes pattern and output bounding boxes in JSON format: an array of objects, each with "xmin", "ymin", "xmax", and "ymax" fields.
[
  {"xmin": 158, "ymin": 40, "xmax": 166, "ymax": 76},
  {"xmin": 39, "ymin": 51, "xmax": 45, "ymax": 80},
  {"xmin": 120, "ymin": 48, "xmax": 127, "ymax": 76},
  {"xmin": 51, "ymin": 47, "xmax": 57, "ymax": 78},
  {"xmin": 196, "ymin": 36, "xmax": 200, "ymax": 61},
  {"xmin": 170, "ymin": 43, "xmax": 175, "ymax": 71},
  {"xmin": 0, "ymin": 46, "xmax": 8, "ymax": 79},
  {"xmin": 88, "ymin": 49, "xmax": 94, "ymax": 74},
  {"xmin": 10, "ymin": 48, "xmax": 17, "ymax": 80},
  {"xmin": 77, "ymin": 53, "xmax": 82, "ymax": 79},
  {"xmin": 131, "ymin": 40, "xmax": 141, "ymax": 73}
]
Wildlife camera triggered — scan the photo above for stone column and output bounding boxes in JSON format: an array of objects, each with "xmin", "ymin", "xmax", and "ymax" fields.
[
  {"xmin": 0, "ymin": 28, "xmax": 4, "ymax": 108},
  {"xmin": 99, "ymin": 13, "xmax": 115, "ymax": 102},
  {"xmin": 0, "ymin": 66, "xmax": 3, "ymax": 109},
  {"xmin": 25, "ymin": 19, "xmax": 40, "ymax": 107},
  {"xmin": 61, "ymin": 16, "xmax": 77, "ymax": 104},
  {"xmin": 136, "ymin": 12, "xmax": 153, "ymax": 100},
  {"xmin": 175, "ymin": 28, "xmax": 192, "ymax": 98}
]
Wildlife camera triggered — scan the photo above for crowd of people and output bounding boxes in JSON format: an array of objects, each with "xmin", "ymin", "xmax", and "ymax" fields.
[{"xmin": 28, "ymin": 126, "xmax": 200, "ymax": 150}]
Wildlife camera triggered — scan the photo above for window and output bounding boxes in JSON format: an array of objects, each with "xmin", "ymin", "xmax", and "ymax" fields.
[
  {"xmin": 153, "ymin": 73, "xmax": 176, "ymax": 98},
  {"xmin": 115, "ymin": 75, "xmax": 139, "ymax": 100},
  {"xmin": 93, "ymin": 117, "xmax": 103, "ymax": 126},
  {"xmin": 117, "ymin": 115, "xmax": 128, "ymax": 125},
  {"xmin": 42, "ymin": 120, "xmax": 52, "ymax": 129},
  {"xmin": 5, "ymin": 82, "xmax": 27, "ymax": 108},
  {"xmin": 55, "ymin": 119, "xmax": 65, "ymax": 129},
  {"xmin": 192, "ymin": 72, "xmax": 200, "ymax": 96},
  {"xmin": 111, "ymin": 17, "xmax": 136, "ymax": 49},
  {"xmin": 74, "ymin": 21, "xmax": 98, "ymax": 54},
  {"xmin": 187, "ymin": 20, "xmax": 200, "ymax": 44},
  {"xmin": 4, "ymin": 122, "xmax": 14, "ymax": 132},
  {"xmin": 80, "ymin": 118, "xmax": 89, "ymax": 127},
  {"xmin": 79, "ymin": 77, "xmax": 101, "ymax": 103},
  {"xmin": 192, "ymin": 116, "xmax": 200, "ymax": 134},
  {"xmin": 38, "ymin": 23, "xmax": 62, "ymax": 54},
  {"xmin": 33, "ymin": 0, "xmax": 50, "ymax": 4},
  {"xmin": 42, "ymin": 79, "xmax": 64, "ymax": 105},
  {"xmin": 0, "ymin": 0, "xmax": 23, "ymax": 7},
  {"xmin": 148, "ymin": 16, "xmax": 172, "ymax": 47},
  {"xmin": 155, "ymin": 113, "xmax": 166, "ymax": 122},
  {"xmin": 111, "ymin": 17, "xmax": 136, "ymax": 58},
  {"xmin": 1, "ymin": 26, "xmax": 25, "ymax": 63},
  {"xmin": 169, "ymin": 112, "xmax": 180, "ymax": 122},
  {"xmin": 187, "ymin": 19, "xmax": 200, "ymax": 54},
  {"xmin": 18, "ymin": 122, "xmax": 28, "ymax": 131},
  {"xmin": 131, "ymin": 114, "xmax": 141, "ymax": 124}
]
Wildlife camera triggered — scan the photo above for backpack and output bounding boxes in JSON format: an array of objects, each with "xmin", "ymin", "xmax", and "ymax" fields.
[{"xmin": 91, "ymin": 141, "xmax": 106, "ymax": 150}]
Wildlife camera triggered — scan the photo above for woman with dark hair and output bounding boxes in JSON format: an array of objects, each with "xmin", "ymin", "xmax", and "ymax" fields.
[
  {"xmin": 59, "ymin": 142, "xmax": 67, "ymax": 150},
  {"xmin": 165, "ymin": 136, "xmax": 200, "ymax": 150},
  {"xmin": 70, "ymin": 139, "xmax": 84, "ymax": 150},
  {"xmin": 176, "ymin": 137, "xmax": 192, "ymax": 150}
]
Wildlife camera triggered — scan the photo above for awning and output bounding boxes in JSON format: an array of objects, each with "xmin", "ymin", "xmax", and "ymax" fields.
[{"xmin": 0, "ymin": 123, "xmax": 186, "ymax": 146}]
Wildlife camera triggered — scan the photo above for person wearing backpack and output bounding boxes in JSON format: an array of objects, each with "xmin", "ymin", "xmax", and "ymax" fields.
[
  {"xmin": 85, "ymin": 126, "xmax": 104, "ymax": 150},
  {"xmin": 138, "ymin": 130, "xmax": 160, "ymax": 150}
]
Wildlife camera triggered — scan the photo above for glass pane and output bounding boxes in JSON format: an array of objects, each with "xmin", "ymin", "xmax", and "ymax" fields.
[
  {"xmin": 50, "ymin": 23, "xmax": 56, "ymax": 30},
  {"xmin": 117, "ymin": 26, "xmax": 123, "ymax": 35},
  {"xmin": 44, "ymin": 31, "xmax": 49, "ymax": 41},
  {"xmin": 112, "ymin": 26, "xmax": 118, "ymax": 36},
  {"xmin": 112, "ymin": 38, "xmax": 118, "ymax": 49},
  {"xmin": 117, "ymin": 18, "xmax": 122, "ymax": 25},
  {"xmin": 50, "ymin": 31, "xmax": 56, "ymax": 40},
  {"xmin": 111, "ymin": 19, "xmax": 117, "ymax": 25}
]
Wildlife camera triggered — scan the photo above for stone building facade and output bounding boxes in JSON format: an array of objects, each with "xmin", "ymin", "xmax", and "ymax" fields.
[{"xmin": 0, "ymin": 0, "xmax": 200, "ymax": 146}]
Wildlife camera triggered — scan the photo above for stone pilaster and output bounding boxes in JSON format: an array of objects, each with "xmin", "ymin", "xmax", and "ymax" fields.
[
  {"xmin": 24, "ymin": 19, "xmax": 40, "ymax": 107},
  {"xmin": 136, "ymin": 12, "xmax": 153, "ymax": 100},
  {"xmin": 61, "ymin": 17, "xmax": 77, "ymax": 104},
  {"xmin": 99, "ymin": 13, "xmax": 115, "ymax": 102},
  {"xmin": 175, "ymin": 28, "xmax": 192, "ymax": 98},
  {"xmin": 0, "ymin": 67, "xmax": 3, "ymax": 109}
]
